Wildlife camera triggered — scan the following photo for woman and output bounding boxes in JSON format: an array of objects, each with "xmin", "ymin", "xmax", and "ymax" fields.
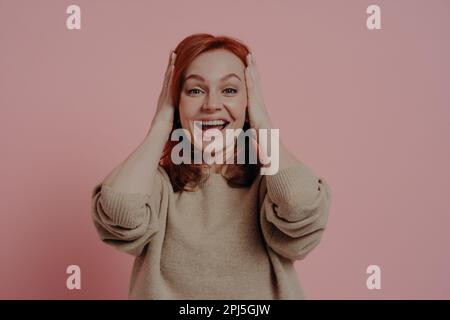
[{"xmin": 91, "ymin": 33, "xmax": 332, "ymax": 299}]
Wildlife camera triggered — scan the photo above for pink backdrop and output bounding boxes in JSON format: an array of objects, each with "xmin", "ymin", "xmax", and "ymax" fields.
[{"xmin": 1, "ymin": 0, "xmax": 449, "ymax": 299}]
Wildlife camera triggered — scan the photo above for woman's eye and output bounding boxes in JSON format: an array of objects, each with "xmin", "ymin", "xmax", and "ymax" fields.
[
  {"xmin": 187, "ymin": 88, "xmax": 203, "ymax": 96},
  {"xmin": 223, "ymin": 88, "xmax": 237, "ymax": 95}
]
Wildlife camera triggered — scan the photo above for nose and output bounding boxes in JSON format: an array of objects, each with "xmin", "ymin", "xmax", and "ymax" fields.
[{"xmin": 202, "ymin": 92, "xmax": 222, "ymax": 112}]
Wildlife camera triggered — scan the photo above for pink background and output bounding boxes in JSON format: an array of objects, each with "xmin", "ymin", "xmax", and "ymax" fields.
[{"xmin": 1, "ymin": 0, "xmax": 449, "ymax": 299}]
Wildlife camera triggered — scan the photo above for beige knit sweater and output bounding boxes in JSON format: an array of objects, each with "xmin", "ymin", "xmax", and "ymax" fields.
[{"xmin": 91, "ymin": 162, "xmax": 331, "ymax": 299}]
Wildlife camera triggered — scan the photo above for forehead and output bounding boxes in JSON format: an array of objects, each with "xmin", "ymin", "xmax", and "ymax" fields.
[{"xmin": 184, "ymin": 49, "xmax": 245, "ymax": 80}]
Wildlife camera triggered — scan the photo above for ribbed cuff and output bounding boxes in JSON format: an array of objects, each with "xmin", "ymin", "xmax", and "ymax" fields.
[
  {"xmin": 266, "ymin": 163, "xmax": 321, "ymax": 207},
  {"xmin": 99, "ymin": 184, "xmax": 149, "ymax": 228}
]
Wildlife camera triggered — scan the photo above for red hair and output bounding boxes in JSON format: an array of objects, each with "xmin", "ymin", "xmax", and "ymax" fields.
[{"xmin": 160, "ymin": 34, "xmax": 261, "ymax": 192}]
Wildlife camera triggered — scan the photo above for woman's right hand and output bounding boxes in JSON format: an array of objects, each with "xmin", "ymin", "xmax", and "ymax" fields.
[{"xmin": 151, "ymin": 51, "xmax": 177, "ymax": 131}]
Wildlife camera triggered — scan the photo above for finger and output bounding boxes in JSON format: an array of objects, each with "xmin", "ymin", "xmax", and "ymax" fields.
[
  {"xmin": 163, "ymin": 51, "xmax": 174, "ymax": 78},
  {"xmin": 166, "ymin": 52, "xmax": 176, "ymax": 82},
  {"xmin": 165, "ymin": 64, "xmax": 175, "ymax": 105},
  {"xmin": 244, "ymin": 65, "xmax": 254, "ymax": 106},
  {"xmin": 167, "ymin": 49, "xmax": 175, "ymax": 66},
  {"xmin": 247, "ymin": 52, "xmax": 258, "ymax": 70},
  {"xmin": 246, "ymin": 53, "xmax": 252, "ymax": 67},
  {"xmin": 246, "ymin": 63, "xmax": 263, "ymax": 109},
  {"xmin": 247, "ymin": 58, "xmax": 264, "ymax": 102},
  {"xmin": 250, "ymin": 52, "xmax": 256, "ymax": 65},
  {"xmin": 248, "ymin": 55, "xmax": 260, "ymax": 83},
  {"xmin": 161, "ymin": 52, "xmax": 176, "ymax": 99},
  {"xmin": 245, "ymin": 53, "xmax": 258, "ymax": 88},
  {"xmin": 158, "ymin": 65, "xmax": 174, "ymax": 110},
  {"xmin": 171, "ymin": 51, "xmax": 177, "ymax": 65}
]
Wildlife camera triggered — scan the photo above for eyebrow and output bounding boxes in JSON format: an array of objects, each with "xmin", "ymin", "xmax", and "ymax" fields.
[{"xmin": 184, "ymin": 73, "xmax": 242, "ymax": 82}]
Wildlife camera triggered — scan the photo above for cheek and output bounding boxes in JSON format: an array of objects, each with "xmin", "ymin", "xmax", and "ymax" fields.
[
  {"xmin": 227, "ymin": 94, "xmax": 247, "ymax": 121},
  {"xmin": 178, "ymin": 98, "xmax": 198, "ymax": 124}
]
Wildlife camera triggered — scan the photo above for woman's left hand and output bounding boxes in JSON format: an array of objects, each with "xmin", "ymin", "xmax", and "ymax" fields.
[
  {"xmin": 245, "ymin": 53, "xmax": 273, "ymax": 130},
  {"xmin": 244, "ymin": 53, "xmax": 300, "ymax": 172}
]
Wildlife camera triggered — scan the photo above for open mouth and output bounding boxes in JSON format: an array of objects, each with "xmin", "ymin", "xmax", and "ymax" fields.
[{"xmin": 194, "ymin": 119, "xmax": 230, "ymax": 132}]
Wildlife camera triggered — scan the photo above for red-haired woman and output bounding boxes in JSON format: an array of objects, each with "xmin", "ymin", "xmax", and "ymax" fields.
[{"xmin": 91, "ymin": 34, "xmax": 332, "ymax": 299}]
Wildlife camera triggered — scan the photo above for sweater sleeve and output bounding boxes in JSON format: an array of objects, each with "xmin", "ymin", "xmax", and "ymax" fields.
[
  {"xmin": 90, "ymin": 165, "xmax": 167, "ymax": 257},
  {"xmin": 259, "ymin": 162, "xmax": 332, "ymax": 262}
]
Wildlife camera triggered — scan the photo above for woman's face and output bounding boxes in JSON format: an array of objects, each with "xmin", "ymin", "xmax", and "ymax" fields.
[{"xmin": 178, "ymin": 49, "xmax": 248, "ymax": 150}]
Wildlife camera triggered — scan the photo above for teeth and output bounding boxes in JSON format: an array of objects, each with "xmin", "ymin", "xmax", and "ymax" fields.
[{"xmin": 199, "ymin": 120, "xmax": 226, "ymax": 126}]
